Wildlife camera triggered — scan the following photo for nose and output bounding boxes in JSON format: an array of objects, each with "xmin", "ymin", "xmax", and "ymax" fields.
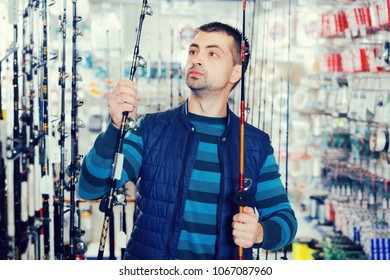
[{"xmin": 190, "ymin": 53, "xmax": 203, "ymax": 67}]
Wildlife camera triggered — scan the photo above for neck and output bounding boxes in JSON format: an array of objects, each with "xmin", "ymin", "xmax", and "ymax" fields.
[{"xmin": 187, "ymin": 92, "xmax": 228, "ymax": 117}]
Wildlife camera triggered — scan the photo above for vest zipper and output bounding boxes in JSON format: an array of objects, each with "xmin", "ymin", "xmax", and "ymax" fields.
[
  {"xmin": 166, "ymin": 128, "xmax": 194, "ymax": 259},
  {"xmin": 214, "ymin": 137, "xmax": 225, "ymax": 259}
]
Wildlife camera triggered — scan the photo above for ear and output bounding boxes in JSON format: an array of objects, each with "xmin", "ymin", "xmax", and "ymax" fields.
[{"xmin": 230, "ymin": 64, "xmax": 242, "ymax": 84}]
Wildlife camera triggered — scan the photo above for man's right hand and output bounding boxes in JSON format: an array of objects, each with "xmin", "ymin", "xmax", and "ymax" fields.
[{"xmin": 108, "ymin": 79, "xmax": 139, "ymax": 129}]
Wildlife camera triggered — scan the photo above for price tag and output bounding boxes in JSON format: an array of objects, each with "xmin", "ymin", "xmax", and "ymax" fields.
[
  {"xmin": 368, "ymin": 193, "xmax": 374, "ymax": 205},
  {"xmin": 7, "ymin": 0, "xmax": 19, "ymax": 24},
  {"xmin": 358, "ymin": 189, "xmax": 363, "ymax": 200}
]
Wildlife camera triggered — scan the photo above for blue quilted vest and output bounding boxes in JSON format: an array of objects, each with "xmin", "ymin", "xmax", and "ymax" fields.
[{"xmin": 124, "ymin": 101, "xmax": 270, "ymax": 260}]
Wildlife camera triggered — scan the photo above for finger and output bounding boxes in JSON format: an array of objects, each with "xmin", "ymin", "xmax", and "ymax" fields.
[
  {"xmin": 109, "ymin": 100, "xmax": 137, "ymax": 115},
  {"xmin": 112, "ymin": 87, "xmax": 138, "ymax": 102},
  {"xmin": 109, "ymin": 90, "xmax": 138, "ymax": 110},
  {"xmin": 233, "ymin": 235, "xmax": 253, "ymax": 249},
  {"xmin": 243, "ymin": 206, "xmax": 256, "ymax": 215},
  {"xmin": 234, "ymin": 213, "xmax": 257, "ymax": 225},
  {"xmin": 233, "ymin": 227, "xmax": 258, "ymax": 248},
  {"xmin": 232, "ymin": 219, "xmax": 258, "ymax": 233},
  {"xmin": 116, "ymin": 94, "xmax": 138, "ymax": 107},
  {"xmin": 117, "ymin": 79, "xmax": 137, "ymax": 90},
  {"xmin": 232, "ymin": 207, "xmax": 256, "ymax": 223},
  {"xmin": 116, "ymin": 103, "xmax": 137, "ymax": 115},
  {"xmin": 232, "ymin": 221, "xmax": 246, "ymax": 232}
]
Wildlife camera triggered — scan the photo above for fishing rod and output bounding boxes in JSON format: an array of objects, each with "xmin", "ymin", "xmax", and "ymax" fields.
[
  {"xmin": 269, "ymin": 2, "xmax": 278, "ymax": 139},
  {"xmin": 25, "ymin": 0, "xmax": 42, "ymax": 260},
  {"xmin": 157, "ymin": 31, "xmax": 162, "ymax": 111},
  {"xmin": 247, "ymin": 0, "xmax": 259, "ymax": 125},
  {"xmin": 257, "ymin": 1, "xmax": 269, "ymax": 130},
  {"xmin": 245, "ymin": 1, "xmax": 262, "ymax": 260},
  {"xmin": 145, "ymin": 34, "xmax": 152, "ymax": 111},
  {"xmin": 2, "ymin": 40, "xmax": 20, "ymax": 262},
  {"xmin": 238, "ymin": 0, "xmax": 249, "ymax": 260},
  {"xmin": 97, "ymin": 0, "xmax": 152, "ymax": 260},
  {"xmin": 104, "ymin": 29, "xmax": 111, "ymax": 128},
  {"xmin": 103, "ymin": 29, "xmax": 117, "ymax": 260},
  {"xmin": 261, "ymin": 1, "xmax": 271, "ymax": 132},
  {"xmin": 55, "ymin": 0, "xmax": 68, "ymax": 260},
  {"xmin": 19, "ymin": 1, "xmax": 35, "ymax": 260},
  {"xmin": 0, "ymin": 45, "xmax": 18, "ymax": 260},
  {"xmin": 119, "ymin": 186, "xmax": 127, "ymax": 260},
  {"xmin": 11, "ymin": 14, "xmax": 23, "ymax": 260},
  {"xmin": 39, "ymin": 0, "xmax": 52, "ymax": 260},
  {"xmin": 0, "ymin": 144, "xmax": 6, "ymax": 259},
  {"xmin": 3, "ymin": 23, "xmax": 24, "ymax": 261},
  {"xmin": 178, "ymin": 65, "xmax": 183, "ymax": 105},
  {"xmin": 66, "ymin": 0, "xmax": 86, "ymax": 260},
  {"xmin": 170, "ymin": 26, "xmax": 174, "ymax": 108},
  {"xmin": 117, "ymin": 29, "xmax": 128, "ymax": 261},
  {"xmin": 281, "ymin": 0, "xmax": 292, "ymax": 261},
  {"xmin": 0, "ymin": 83, "xmax": 5, "ymax": 259}
]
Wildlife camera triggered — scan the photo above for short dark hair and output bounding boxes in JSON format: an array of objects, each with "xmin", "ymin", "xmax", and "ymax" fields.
[{"xmin": 195, "ymin": 22, "xmax": 250, "ymax": 76}]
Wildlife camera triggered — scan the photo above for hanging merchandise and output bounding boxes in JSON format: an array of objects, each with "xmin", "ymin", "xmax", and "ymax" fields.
[
  {"xmin": 296, "ymin": 7, "xmax": 318, "ymax": 47},
  {"xmin": 292, "ymin": 238, "xmax": 321, "ymax": 260},
  {"xmin": 369, "ymin": 128, "xmax": 389, "ymax": 153},
  {"xmin": 54, "ymin": 0, "xmax": 69, "ymax": 260},
  {"xmin": 66, "ymin": 0, "xmax": 86, "ymax": 260},
  {"xmin": 292, "ymin": 86, "xmax": 320, "ymax": 112},
  {"xmin": 179, "ymin": 25, "xmax": 195, "ymax": 48},
  {"xmin": 388, "ymin": 140, "xmax": 390, "ymax": 163},
  {"xmin": 0, "ymin": 139, "xmax": 6, "ymax": 259},
  {"xmin": 385, "ymin": 41, "xmax": 390, "ymax": 64},
  {"xmin": 309, "ymin": 195, "xmax": 327, "ymax": 225},
  {"xmin": 0, "ymin": 0, "xmax": 90, "ymax": 261},
  {"xmin": 292, "ymin": 0, "xmax": 390, "ymax": 262},
  {"xmin": 6, "ymin": 0, "xmax": 23, "ymax": 260},
  {"xmin": 372, "ymin": 89, "xmax": 389, "ymax": 124},
  {"xmin": 0, "ymin": 31, "xmax": 18, "ymax": 261}
]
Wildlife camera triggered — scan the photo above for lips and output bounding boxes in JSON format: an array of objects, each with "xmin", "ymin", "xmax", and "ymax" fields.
[{"xmin": 188, "ymin": 69, "xmax": 204, "ymax": 77}]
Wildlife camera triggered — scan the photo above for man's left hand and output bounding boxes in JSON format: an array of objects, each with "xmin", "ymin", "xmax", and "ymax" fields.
[{"xmin": 232, "ymin": 206, "xmax": 264, "ymax": 248}]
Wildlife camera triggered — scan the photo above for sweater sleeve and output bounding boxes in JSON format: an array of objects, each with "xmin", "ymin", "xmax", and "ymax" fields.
[
  {"xmin": 77, "ymin": 119, "xmax": 144, "ymax": 200},
  {"xmin": 254, "ymin": 144, "xmax": 298, "ymax": 251}
]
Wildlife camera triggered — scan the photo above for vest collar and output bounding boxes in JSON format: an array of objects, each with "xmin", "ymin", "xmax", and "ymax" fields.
[{"xmin": 180, "ymin": 99, "xmax": 235, "ymax": 134}]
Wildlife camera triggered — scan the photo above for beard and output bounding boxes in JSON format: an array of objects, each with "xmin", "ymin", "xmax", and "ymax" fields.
[
  {"xmin": 186, "ymin": 76, "xmax": 207, "ymax": 94},
  {"xmin": 185, "ymin": 67, "xmax": 229, "ymax": 99},
  {"xmin": 185, "ymin": 67, "xmax": 210, "ymax": 97}
]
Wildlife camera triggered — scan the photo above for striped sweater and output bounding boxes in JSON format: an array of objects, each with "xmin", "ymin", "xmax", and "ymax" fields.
[{"xmin": 78, "ymin": 110, "xmax": 297, "ymax": 259}]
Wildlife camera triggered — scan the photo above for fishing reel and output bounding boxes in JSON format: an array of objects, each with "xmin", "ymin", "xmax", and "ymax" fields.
[
  {"xmin": 124, "ymin": 117, "xmax": 137, "ymax": 132},
  {"xmin": 382, "ymin": 41, "xmax": 390, "ymax": 70},
  {"xmin": 98, "ymin": 189, "xmax": 127, "ymax": 213},
  {"xmin": 74, "ymin": 236, "xmax": 87, "ymax": 255},
  {"xmin": 65, "ymin": 155, "xmax": 84, "ymax": 184},
  {"xmin": 64, "ymin": 236, "xmax": 88, "ymax": 259},
  {"xmin": 6, "ymin": 137, "xmax": 24, "ymax": 160},
  {"xmin": 142, "ymin": 2, "xmax": 153, "ymax": 17},
  {"xmin": 369, "ymin": 128, "xmax": 390, "ymax": 164},
  {"xmin": 56, "ymin": 120, "xmax": 69, "ymax": 140},
  {"xmin": 234, "ymin": 178, "xmax": 253, "ymax": 207},
  {"xmin": 71, "ymin": 221, "xmax": 87, "ymax": 256},
  {"xmin": 0, "ymin": 44, "xmax": 18, "ymax": 64},
  {"xmin": 58, "ymin": 67, "xmax": 69, "ymax": 84}
]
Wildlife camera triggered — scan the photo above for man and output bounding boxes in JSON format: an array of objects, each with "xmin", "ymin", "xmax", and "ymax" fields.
[{"xmin": 78, "ymin": 22, "xmax": 297, "ymax": 260}]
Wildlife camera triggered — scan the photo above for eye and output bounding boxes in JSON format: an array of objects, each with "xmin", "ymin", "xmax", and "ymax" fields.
[
  {"xmin": 189, "ymin": 49, "xmax": 197, "ymax": 55},
  {"xmin": 210, "ymin": 51, "xmax": 218, "ymax": 57}
]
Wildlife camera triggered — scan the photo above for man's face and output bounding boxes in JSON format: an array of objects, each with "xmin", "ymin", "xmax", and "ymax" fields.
[{"xmin": 185, "ymin": 31, "xmax": 241, "ymax": 96}]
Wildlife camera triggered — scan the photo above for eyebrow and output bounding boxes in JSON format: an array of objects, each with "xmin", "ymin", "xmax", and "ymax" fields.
[{"xmin": 189, "ymin": 43, "xmax": 226, "ymax": 55}]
